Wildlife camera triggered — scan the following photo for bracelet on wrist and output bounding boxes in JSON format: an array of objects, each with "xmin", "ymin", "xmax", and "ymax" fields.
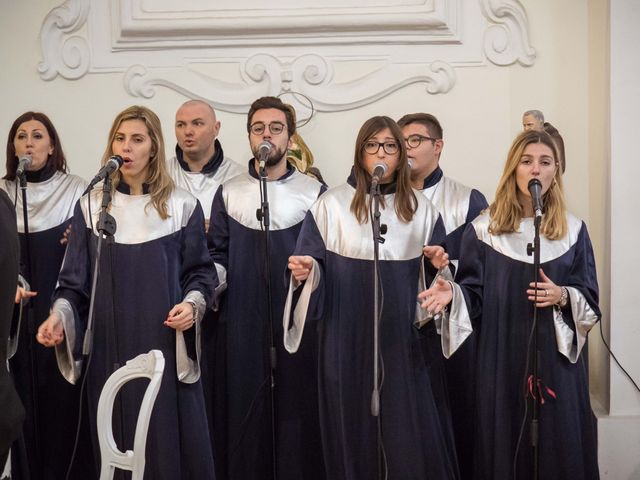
[
  {"xmin": 185, "ymin": 300, "xmax": 198, "ymax": 322},
  {"xmin": 557, "ymin": 287, "xmax": 568, "ymax": 308}
]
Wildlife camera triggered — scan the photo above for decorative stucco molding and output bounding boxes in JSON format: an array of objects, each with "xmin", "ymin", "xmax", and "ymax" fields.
[
  {"xmin": 39, "ymin": 0, "xmax": 534, "ymax": 112},
  {"xmin": 480, "ymin": 0, "xmax": 536, "ymax": 66},
  {"xmin": 124, "ymin": 55, "xmax": 456, "ymax": 114},
  {"xmin": 38, "ymin": 0, "xmax": 91, "ymax": 80}
]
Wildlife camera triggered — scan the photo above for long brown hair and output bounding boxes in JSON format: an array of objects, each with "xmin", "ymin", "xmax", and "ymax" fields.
[
  {"xmin": 4, "ymin": 111, "xmax": 68, "ymax": 180},
  {"xmin": 103, "ymin": 106, "xmax": 174, "ymax": 219},
  {"xmin": 489, "ymin": 130, "xmax": 567, "ymax": 240},
  {"xmin": 350, "ymin": 116, "xmax": 417, "ymax": 224}
]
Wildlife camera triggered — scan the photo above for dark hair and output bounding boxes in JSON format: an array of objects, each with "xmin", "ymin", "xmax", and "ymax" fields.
[
  {"xmin": 397, "ymin": 112, "xmax": 443, "ymax": 139},
  {"xmin": 4, "ymin": 111, "xmax": 67, "ymax": 180},
  {"xmin": 350, "ymin": 116, "xmax": 417, "ymax": 224},
  {"xmin": 246, "ymin": 96, "xmax": 296, "ymax": 138}
]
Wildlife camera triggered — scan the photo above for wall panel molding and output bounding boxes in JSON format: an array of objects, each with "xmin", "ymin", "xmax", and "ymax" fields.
[{"xmin": 39, "ymin": 0, "xmax": 535, "ymax": 113}]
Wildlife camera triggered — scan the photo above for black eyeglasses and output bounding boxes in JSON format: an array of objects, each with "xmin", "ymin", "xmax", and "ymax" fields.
[
  {"xmin": 363, "ymin": 141, "xmax": 399, "ymax": 155},
  {"xmin": 249, "ymin": 122, "xmax": 286, "ymax": 136},
  {"xmin": 405, "ymin": 134, "xmax": 438, "ymax": 148}
]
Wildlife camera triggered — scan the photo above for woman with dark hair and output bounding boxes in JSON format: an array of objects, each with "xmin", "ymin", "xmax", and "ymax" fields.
[
  {"xmin": 0, "ymin": 111, "xmax": 91, "ymax": 479},
  {"xmin": 37, "ymin": 105, "xmax": 217, "ymax": 478},
  {"xmin": 284, "ymin": 116, "xmax": 463, "ymax": 479},
  {"xmin": 421, "ymin": 129, "xmax": 600, "ymax": 479}
]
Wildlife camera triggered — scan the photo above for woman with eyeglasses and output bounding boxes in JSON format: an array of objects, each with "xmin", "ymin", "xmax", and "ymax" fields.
[
  {"xmin": 285, "ymin": 116, "xmax": 464, "ymax": 479},
  {"xmin": 0, "ymin": 111, "xmax": 93, "ymax": 479},
  {"xmin": 420, "ymin": 129, "xmax": 600, "ymax": 479},
  {"xmin": 36, "ymin": 105, "xmax": 217, "ymax": 479}
]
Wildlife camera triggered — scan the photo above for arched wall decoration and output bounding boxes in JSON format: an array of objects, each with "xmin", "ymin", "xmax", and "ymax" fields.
[{"xmin": 39, "ymin": 0, "xmax": 536, "ymax": 114}]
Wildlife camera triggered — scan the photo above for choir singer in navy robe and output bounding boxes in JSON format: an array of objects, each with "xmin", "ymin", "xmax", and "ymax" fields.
[
  {"xmin": 37, "ymin": 105, "xmax": 217, "ymax": 479},
  {"xmin": 206, "ymin": 96, "xmax": 325, "ymax": 480},
  {"xmin": 1, "ymin": 111, "xmax": 92, "ymax": 479},
  {"xmin": 398, "ymin": 112, "xmax": 489, "ymax": 479},
  {"xmin": 420, "ymin": 129, "xmax": 600, "ymax": 479},
  {"xmin": 285, "ymin": 116, "xmax": 466, "ymax": 479}
]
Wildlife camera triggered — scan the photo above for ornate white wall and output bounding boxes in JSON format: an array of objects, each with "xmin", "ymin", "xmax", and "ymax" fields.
[{"xmin": 0, "ymin": 0, "xmax": 637, "ymax": 477}]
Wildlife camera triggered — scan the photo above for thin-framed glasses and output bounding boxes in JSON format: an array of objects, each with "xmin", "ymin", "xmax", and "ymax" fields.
[
  {"xmin": 405, "ymin": 134, "xmax": 438, "ymax": 148},
  {"xmin": 363, "ymin": 141, "xmax": 399, "ymax": 155},
  {"xmin": 250, "ymin": 122, "xmax": 286, "ymax": 136}
]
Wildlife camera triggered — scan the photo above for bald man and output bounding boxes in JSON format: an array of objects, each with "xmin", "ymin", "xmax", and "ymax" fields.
[{"xmin": 168, "ymin": 100, "xmax": 244, "ymax": 229}]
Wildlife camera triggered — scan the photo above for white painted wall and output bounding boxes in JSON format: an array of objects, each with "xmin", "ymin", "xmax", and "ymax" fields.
[
  {"xmin": 596, "ymin": 1, "xmax": 640, "ymax": 478},
  {"xmin": 0, "ymin": 0, "xmax": 594, "ymax": 218},
  {"xmin": 1, "ymin": 0, "xmax": 637, "ymax": 476}
]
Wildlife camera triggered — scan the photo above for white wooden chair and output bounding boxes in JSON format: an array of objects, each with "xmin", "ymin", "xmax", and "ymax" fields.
[{"xmin": 97, "ymin": 350, "xmax": 165, "ymax": 480}]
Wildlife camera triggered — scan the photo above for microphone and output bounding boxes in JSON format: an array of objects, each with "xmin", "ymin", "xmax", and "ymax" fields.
[
  {"xmin": 16, "ymin": 155, "xmax": 32, "ymax": 178},
  {"xmin": 407, "ymin": 158, "xmax": 414, "ymax": 169},
  {"xmin": 83, "ymin": 155, "xmax": 124, "ymax": 195},
  {"xmin": 370, "ymin": 163, "xmax": 388, "ymax": 189},
  {"xmin": 528, "ymin": 178, "xmax": 543, "ymax": 218},
  {"xmin": 257, "ymin": 141, "xmax": 271, "ymax": 173}
]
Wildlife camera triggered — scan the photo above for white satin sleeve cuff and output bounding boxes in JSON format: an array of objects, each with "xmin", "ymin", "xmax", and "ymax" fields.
[
  {"xmin": 176, "ymin": 290, "xmax": 205, "ymax": 384},
  {"xmin": 212, "ymin": 262, "xmax": 227, "ymax": 311},
  {"xmin": 438, "ymin": 281, "xmax": 473, "ymax": 359},
  {"xmin": 554, "ymin": 286, "xmax": 599, "ymax": 363},
  {"xmin": 283, "ymin": 259, "xmax": 321, "ymax": 354},
  {"xmin": 52, "ymin": 298, "xmax": 83, "ymax": 384}
]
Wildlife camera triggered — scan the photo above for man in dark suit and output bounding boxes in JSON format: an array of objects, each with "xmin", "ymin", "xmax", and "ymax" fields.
[{"xmin": 0, "ymin": 189, "xmax": 25, "ymax": 471}]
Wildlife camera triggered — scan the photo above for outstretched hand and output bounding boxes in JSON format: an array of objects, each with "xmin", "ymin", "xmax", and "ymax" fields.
[
  {"xmin": 15, "ymin": 286, "xmax": 37, "ymax": 304},
  {"xmin": 423, "ymin": 245, "xmax": 449, "ymax": 270},
  {"xmin": 418, "ymin": 277, "xmax": 453, "ymax": 315},
  {"xmin": 288, "ymin": 255, "xmax": 314, "ymax": 282}
]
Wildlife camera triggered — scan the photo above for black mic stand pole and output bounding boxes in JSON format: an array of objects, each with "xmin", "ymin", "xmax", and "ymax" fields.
[
  {"xmin": 256, "ymin": 162, "xmax": 277, "ymax": 480},
  {"xmin": 370, "ymin": 182, "xmax": 387, "ymax": 480},
  {"xmin": 82, "ymin": 176, "xmax": 117, "ymax": 357},
  {"xmin": 526, "ymin": 213, "xmax": 541, "ymax": 480},
  {"xmin": 18, "ymin": 172, "xmax": 43, "ymax": 476}
]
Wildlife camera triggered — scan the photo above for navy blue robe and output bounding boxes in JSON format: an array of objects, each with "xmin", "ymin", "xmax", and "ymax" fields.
[
  {"xmin": 284, "ymin": 177, "xmax": 462, "ymax": 480},
  {"xmin": 52, "ymin": 184, "xmax": 216, "ymax": 480},
  {"xmin": 450, "ymin": 212, "xmax": 600, "ymax": 479},
  {"xmin": 418, "ymin": 166, "xmax": 489, "ymax": 479},
  {"xmin": 207, "ymin": 162, "xmax": 325, "ymax": 480},
  {"xmin": 0, "ymin": 171, "xmax": 93, "ymax": 479}
]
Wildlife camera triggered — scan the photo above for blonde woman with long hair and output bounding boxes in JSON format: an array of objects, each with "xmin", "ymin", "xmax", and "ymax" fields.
[
  {"xmin": 420, "ymin": 129, "xmax": 600, "ymax": 479},
  {"xmin": 37, "ymin": 105, "xmax": 216, "ymax": 479}
]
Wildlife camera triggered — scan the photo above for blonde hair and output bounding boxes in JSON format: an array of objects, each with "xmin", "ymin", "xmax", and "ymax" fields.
[
  {"xmin": 102, "ymin": 105, "xmax": 174, "ymax": 219},
  {"xmin": 489, "ymin": 130, "xmax": 567, "ymax": 240}
]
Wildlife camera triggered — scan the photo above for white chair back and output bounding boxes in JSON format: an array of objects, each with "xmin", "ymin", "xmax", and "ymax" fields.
[{"xmin": 97, "ymin": 349, "xmax": 165, "ymax": 480}]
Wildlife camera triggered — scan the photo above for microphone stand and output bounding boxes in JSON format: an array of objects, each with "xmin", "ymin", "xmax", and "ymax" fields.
[
  {"xmin": 526, "ymin": 213, "xmax": 541, "ymax": 480},
  {"xmin": 82, "ymin": 176, "xmax": 117, "ymax": 356},
  {"xmin": 18, "ymin": 172, "xmax": 43, "ymax": 476},
  {"xmin": 255, "ymin": 163, "xmax": 277, "ymax": 480},
  {"xmin": 369, "ymin": 182, "xmax": 387, "ymax": 480}
]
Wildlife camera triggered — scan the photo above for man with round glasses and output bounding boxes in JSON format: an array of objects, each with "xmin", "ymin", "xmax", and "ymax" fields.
[
  {"xmin": 398, "ymin": 113, "xmax": 488, "ymax": 255},
  {"xmin": 206, "ymin": 96, "xmax": 325, "ymax": 480},
  {"xmin": 398, "ymin": 112, "xmax": 488, "ymax": 479}
]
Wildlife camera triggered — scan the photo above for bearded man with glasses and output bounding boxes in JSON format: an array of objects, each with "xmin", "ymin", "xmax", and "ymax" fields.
[
  {"xmin": 206, "ymin": 96, "xmax": 326, "ymax": 480},
  {"xmin": 398, "ymin": 112, "xmax": 488, "ymax": 480}
]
